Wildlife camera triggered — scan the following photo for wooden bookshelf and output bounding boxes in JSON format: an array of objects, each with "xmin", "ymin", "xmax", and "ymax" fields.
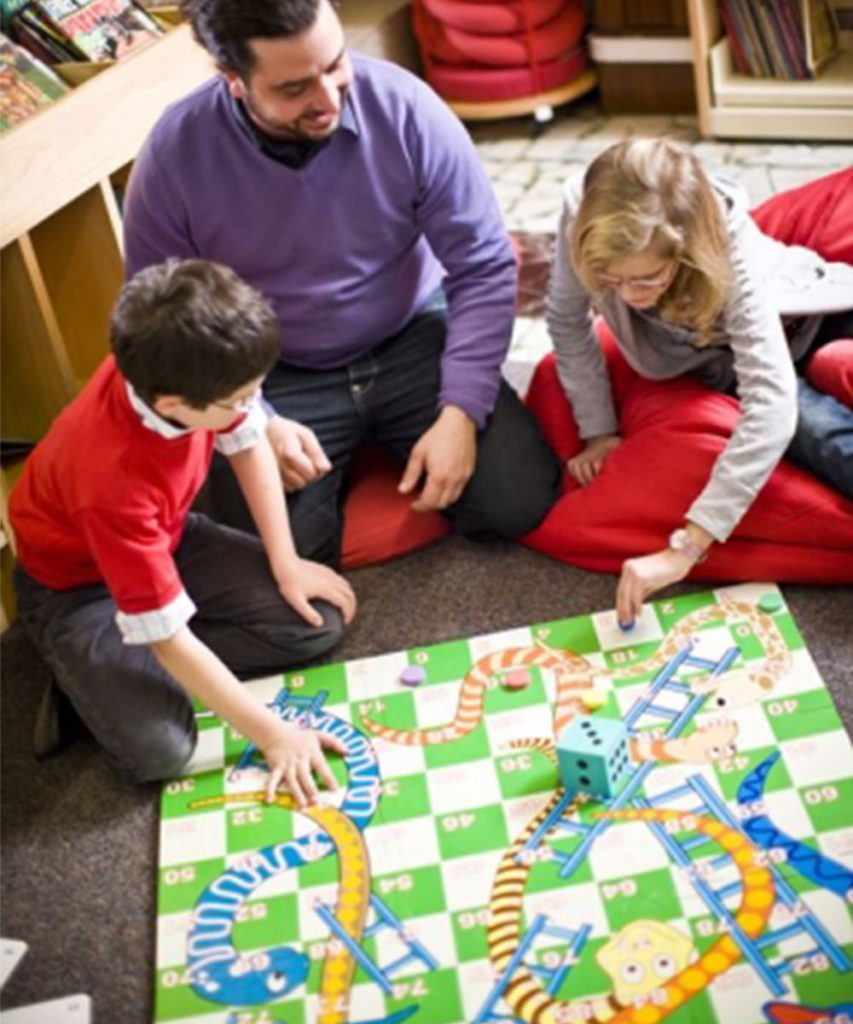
[
  {"xmin": 685, "ymin": 0, "xmax": 853, "ymax": 138},
  {"xmin": 0, "ymin": 24, "xmax": 214, "ymax": 626}
]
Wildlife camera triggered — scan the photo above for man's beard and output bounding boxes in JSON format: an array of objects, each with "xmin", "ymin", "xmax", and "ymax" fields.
[{"xmin": 242, "ymin": 90, "xmax": 344, "ymax": 142}]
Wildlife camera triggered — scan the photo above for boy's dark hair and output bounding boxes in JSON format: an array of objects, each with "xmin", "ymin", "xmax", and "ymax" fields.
[
  {"xmin": 111, "ymin": 259, "xmax": 280, "ymax": 408},
  {"xmin": 181, "ymin": 0, "xmax": 322, "ymax": 77}
]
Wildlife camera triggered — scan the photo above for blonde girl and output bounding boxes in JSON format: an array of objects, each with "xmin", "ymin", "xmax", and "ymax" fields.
[{"xmin": 546, "ymin": 139, "xmax": 853, "ymax": 626}]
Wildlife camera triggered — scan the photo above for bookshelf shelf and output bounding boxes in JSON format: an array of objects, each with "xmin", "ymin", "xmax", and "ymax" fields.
[
  {"xmin": 686, "ymin": 0, "xmax": 853, "ymax": 138},
  {"xmin": 0, "ymin": 23, "xmax": 214, "ymax": 626}
]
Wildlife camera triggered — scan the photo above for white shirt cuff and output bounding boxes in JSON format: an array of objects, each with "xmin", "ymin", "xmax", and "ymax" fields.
[
  {"xmin": 215, "ymin": 399, "xmax": 267, "ymax": 456},
  {"xmin": 116, "ymin": 589, "xmax": 196, "ymax": 645}
]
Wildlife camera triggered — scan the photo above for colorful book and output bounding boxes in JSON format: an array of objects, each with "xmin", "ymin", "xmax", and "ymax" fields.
[
  {"xmin": 10, "ymin": 3, "xmax": 86, "ymax": 61},
  {"xmin": 0, "ymin": 30, "xmax": 68, "ymax": 132},
  {"xmin": 28, "ymin": 0, "xmax": 162, "ymax": 62}
]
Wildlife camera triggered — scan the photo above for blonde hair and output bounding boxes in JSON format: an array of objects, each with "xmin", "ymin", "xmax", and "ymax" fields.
[{"xmin": 570, "ymin": 139, "xmax": 731, "ymax": 340}]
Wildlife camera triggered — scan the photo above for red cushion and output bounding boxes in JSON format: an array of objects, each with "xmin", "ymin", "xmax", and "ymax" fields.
[
  {"xmin": 422, "ymin": 0, "xmax": 567, "ymax": 36},
  {"xmin": 418, "ymin": 0, "xmax": 585, "ymax": 67},
  {"xmin": 750, "ymin": 167, "xmax": 853, "ymax": 263},
  {"xmin": 341, "ymin": 446, "xmax": 450, "ymax": 570},
  {"xmin": 522, "ymin": 337, "xmax": 853, "ymax": 583},
  {"xmin": 423, "ymin": 49, "xmax": 588, "ymax": 102},
  {"xmin": 805, "ymin": 340, "xmax": 853, "ymax": 409}
]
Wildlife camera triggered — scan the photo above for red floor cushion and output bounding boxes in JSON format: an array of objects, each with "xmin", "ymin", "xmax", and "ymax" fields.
[
  {"xmin": 521, "ymin": 335, "xmax": 853, "ymax": 583},
  {"xmin": 423, "ymin": 49, "xmax": 587, "ymax": 102},
  {"xmin": 420, "ymin": 0, "xmax": 585, "ymax": 67},
  {"xmin": 422, "ymin": 0, "xmax": 567, "ymax": 35},
  {"xmin": 341, "ymin": 446, "xmax": 450, "ymax": 570},
  {"xmin": 750, "ymin": 167, "xmax": 853, "ymax": 263}
]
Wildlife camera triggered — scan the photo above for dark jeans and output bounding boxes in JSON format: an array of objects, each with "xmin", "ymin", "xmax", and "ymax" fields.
[
  {"xmin": 207, "ymin": 294, "xmax": 562, "ymax": 564},
  {"xmin": 786, "ymin": 309, "xmax": 853, "ymax": 498},
  {"xmin": 14, "ymin": 514, "xmax": 345, "ymax": 781},
  {"xmin": 705, "ymin": 309, "xmax": 853, "ymax": 499}
]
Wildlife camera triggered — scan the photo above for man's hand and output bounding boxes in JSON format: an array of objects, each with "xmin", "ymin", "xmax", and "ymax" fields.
[
  {"xmin": 398, "ymin": 405, "xmax": 477, "ymax": 512},
  {"xmin": 275, "ymin": 558, "xmax": 357, "ymax": 627},
  {"xmin": 266, "ymin": 415, "xmax": 331, "ymax": 491},
  {"xmin": 616, "ymin": 548, "xmax": 694, "ymax": 627},
  {"xmin": 263, "ymin": 721, "xmax": 348, "ymax": 805},
  {"xmin": 566, "ymin": 434, "xmax": 621, "ymax": 487}
]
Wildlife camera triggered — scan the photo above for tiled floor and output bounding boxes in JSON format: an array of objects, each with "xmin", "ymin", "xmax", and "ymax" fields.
[{"xmin": 467, "ymin": 99, "xmax": 853, "ymax": 392}]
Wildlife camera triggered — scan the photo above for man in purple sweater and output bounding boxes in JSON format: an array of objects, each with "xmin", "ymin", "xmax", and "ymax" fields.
[{"xmin": 123, "ymin": 0, "xmax": 561, "ymax": 565}]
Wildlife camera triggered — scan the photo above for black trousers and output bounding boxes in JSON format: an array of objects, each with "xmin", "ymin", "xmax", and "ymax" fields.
[
  {"xmin": 14, "ymin": 514, "xmax": 345, "ymax": 781},
  {"xmin": 207, "ymin": 294, "xmax": 563, "ymax": 565}
]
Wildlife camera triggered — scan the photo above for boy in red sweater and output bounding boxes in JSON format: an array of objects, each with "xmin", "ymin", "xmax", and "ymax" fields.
[{"xmin": 10, "ymin": 260, "xmax": 356, "ymax": 804}]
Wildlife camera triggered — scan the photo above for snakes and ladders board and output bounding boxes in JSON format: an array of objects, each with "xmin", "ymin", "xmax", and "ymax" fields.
[{"xmin": 154, "ymin": 582, "xmax": 853, "ymax": 1024}]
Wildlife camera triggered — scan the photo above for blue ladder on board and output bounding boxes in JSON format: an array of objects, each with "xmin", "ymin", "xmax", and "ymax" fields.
[
  {"xmin": 519, "ymin": 642, "xmax": 740, "ymax": 878},
  {"xmin": 471, "ymin": 916, "xmax": 592, "ymax": 1024},
  {"xmin": 634, "ymin": 773, "xmax": 852, "ymax": 996},
  {"xmin": 231, "ymin": 688, "xmax": 330, "ymax": 773},
  {"xmin": 313, "ymin": 893, "xmax": 439, "ymax": 995}
]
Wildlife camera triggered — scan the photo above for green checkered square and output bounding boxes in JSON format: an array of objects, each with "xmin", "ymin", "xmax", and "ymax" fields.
[
  {"xmin": 372, "ymin": 864, "xmax": 445, "ymax": 919},
  {"xmin": 601, "ymin": 868, "xmax": 683, "ymax": 932},
  {"xmin": 157, "ymin": 856, "xmax": 225, "ymax": 915},
  {"xmin": 531, "ymin": 615, "xmax": 600, "ymax": 657},
  {"xmin": 373, "ymin": 772, "xmax": 432, "ymax": 823},
  {"xmin": 800, "ymin": 775, "xmax": 853, "ymax": 833},
  {"xmin": 436, "ymin": 804, "xmax": 509, "ymax": 859},
  {"xmin": 407, "ymin": 639, "xmax": 474, "ymax": 685},
  {"xmin": 225, "ymin": 800, "xmax": 294, "ymax": 853},
  {"xmin": 766, "ymin": 689, "xmax": 845, "ymax": 741},
  {"xmin": 161, "ymin": 772, "xmax": 223, "ymax": 820}
]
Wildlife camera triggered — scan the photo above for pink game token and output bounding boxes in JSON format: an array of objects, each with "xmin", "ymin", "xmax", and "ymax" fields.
[
  {"xmin": 503, "ymin": 669, "xmax": 531, "ymax": 690},
  {"xmin": 400, "ymin": 665, "xmax": 426, "ymax": 687}
]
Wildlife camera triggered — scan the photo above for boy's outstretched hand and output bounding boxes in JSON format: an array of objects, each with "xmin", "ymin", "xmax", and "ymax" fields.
[
  {"xmin": 276, "ymin": 558, "xmax": 357, "ymax": 627},
  {"xmin": 566, "ymin": 433, "xmax": 621, "ymax": 487},
  {"xmin": 263, "ymin": 721, "xmax": 348, "ymax": 805}
]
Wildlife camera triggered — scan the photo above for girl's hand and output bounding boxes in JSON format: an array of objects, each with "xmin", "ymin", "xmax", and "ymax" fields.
[
  {"xmin": 263, "ymin": 722, "xmax": 348, "ymax": 804},
  {"xmin": 276, "ymin": 558, "xmax": 357, "ymax": 627},
  {"xmin": 616, "ymin": 548, "xmax": 695, "ymax": 627},
  {"xmin": 566, "ymin": 434, "xmax": 621, "ymax": 486}
]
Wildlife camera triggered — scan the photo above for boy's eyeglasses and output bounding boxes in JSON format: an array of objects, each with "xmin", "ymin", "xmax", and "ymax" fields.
[{"xmin": 596, "ymin": 262, "xmax": 677, "ymax": 290}]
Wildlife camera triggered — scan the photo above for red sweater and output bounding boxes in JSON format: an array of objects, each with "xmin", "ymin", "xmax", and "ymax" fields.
[{"xmin": 11, "ymin": 357, "xmax": 226, "ymax": 616}]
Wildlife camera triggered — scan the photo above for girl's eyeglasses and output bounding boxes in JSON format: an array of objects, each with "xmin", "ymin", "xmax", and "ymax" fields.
[{"xmin": 596, "ymin": 261, "xmax": 677, "ymax": 291}]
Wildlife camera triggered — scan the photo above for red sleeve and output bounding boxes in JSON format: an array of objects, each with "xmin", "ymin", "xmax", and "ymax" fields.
[{"xmin": 74, "ymin": 504, "xmax": 182, "ymax": 615}]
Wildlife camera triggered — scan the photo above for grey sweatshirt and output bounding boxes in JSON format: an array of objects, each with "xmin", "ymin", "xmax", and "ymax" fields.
[{"xmin": 546, "ymin": 173, "xmax": 853, "ymax": 541}]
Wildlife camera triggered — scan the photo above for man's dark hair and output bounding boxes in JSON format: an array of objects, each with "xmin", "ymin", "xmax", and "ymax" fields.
[
  {"xmin": 111, "ymin": 259, "xmax": 280, "ymax": 408},
  {"xmin": 181, "ymin": 0, "xmax": 322, "ymax": 77}
]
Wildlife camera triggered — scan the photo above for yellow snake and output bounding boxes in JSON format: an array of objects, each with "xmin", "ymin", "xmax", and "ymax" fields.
[{"xmin": 191, "ymin": 793, "xmax": 370, "ymax": 1024}]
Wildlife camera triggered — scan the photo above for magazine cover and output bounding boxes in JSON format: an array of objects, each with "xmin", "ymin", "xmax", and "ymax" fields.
[
  {"xmin": 0, "ymin": 30, "xmax": 68, "ymax": 132},
  {"xmin": 32, "ymin": 0, "xmax": 161, "ymax": 61}
]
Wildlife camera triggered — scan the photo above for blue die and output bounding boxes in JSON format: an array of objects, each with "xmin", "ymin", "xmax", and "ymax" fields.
[{"xmin": 557, "ymin": 716, "xmax": 632, "ymax": 800}]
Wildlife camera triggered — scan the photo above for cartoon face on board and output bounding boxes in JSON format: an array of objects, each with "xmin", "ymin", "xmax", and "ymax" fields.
[{"xmin": 596, "ymin": 919, "xmax": 695, "ymax": 1005}]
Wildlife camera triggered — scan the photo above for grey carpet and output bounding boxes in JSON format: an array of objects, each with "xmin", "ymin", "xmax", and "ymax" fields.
[{"xmin": 2, "ymin": 536, "xmax": 852, "ymax": 1019}]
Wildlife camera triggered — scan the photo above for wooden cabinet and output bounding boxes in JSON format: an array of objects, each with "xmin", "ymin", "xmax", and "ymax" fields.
[
  {"xmin": 591, "ymin": 0, "xmax": 695, "ymax": 112},
  {"xmin": 685, "ymin": 0, "xmax": 853, "ymax": 138},
  {"xmin": 594, "ymin": 0, "xmax": 689, "ymax": 35},
  {"xmin": 0, "ymin": 24, "xmax": 215, "ymax": 625},
  {"xmin": 1, "ymin": 24, "xmax": 213, "ymax": 436}
]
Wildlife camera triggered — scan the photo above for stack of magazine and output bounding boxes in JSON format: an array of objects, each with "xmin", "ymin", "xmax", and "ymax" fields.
[
  {"xmin": 2, "ymin": 0, "xmax": 162, "ymax": 66},
  {"xmin": 718, "ymin": 0, "xmax": 840, "ymax": 80},
  {"xmin": 0, "ymin": 30, "xmax": 68, "ymax": 132}
]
